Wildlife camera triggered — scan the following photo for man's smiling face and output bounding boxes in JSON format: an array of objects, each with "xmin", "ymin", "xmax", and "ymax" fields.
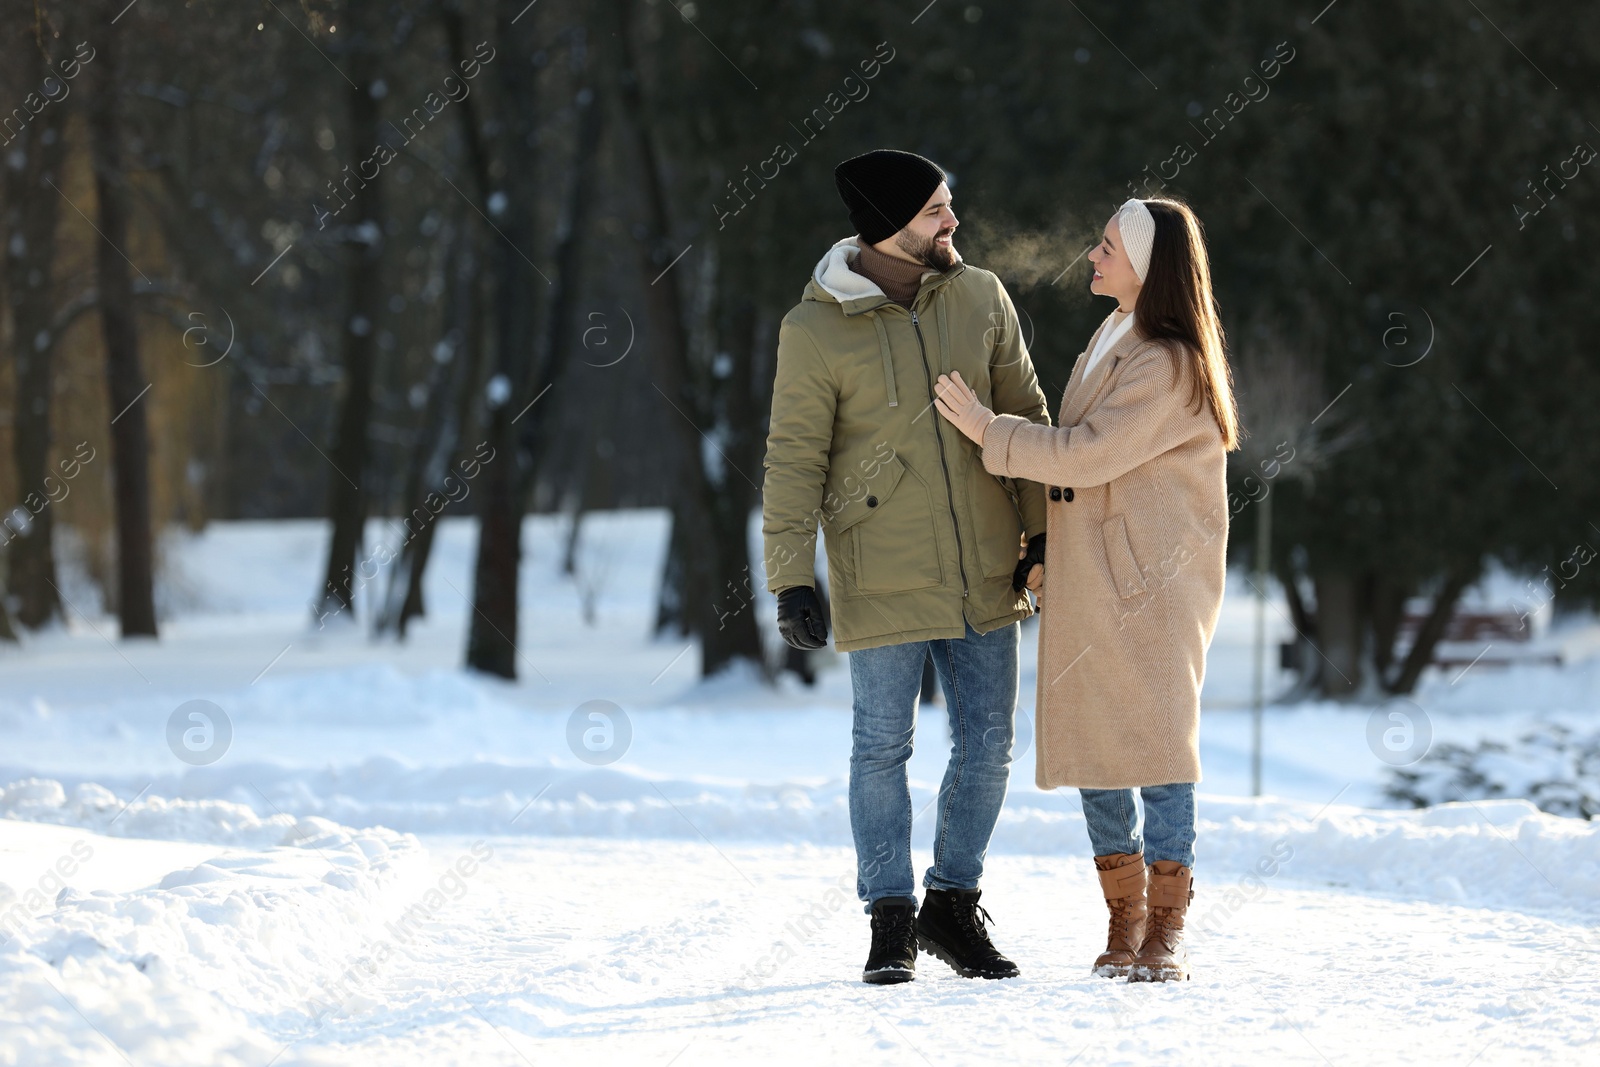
[{"xmin": 884, "ymin": 182, "xmax": 960, "ymax": 271}]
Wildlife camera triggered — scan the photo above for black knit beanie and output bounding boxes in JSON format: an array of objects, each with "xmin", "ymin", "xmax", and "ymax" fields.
[{"xmin": 834, "ymin": 149, "xmax": 948, "ymax": 245}]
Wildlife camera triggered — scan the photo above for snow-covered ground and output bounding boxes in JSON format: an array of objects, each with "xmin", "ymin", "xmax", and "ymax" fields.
[{"xmin": 2, "ymin": 512, "xmax": 1598, "ymax": 1065}]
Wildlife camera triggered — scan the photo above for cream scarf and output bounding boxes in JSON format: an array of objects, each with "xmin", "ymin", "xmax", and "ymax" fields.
[{"xmin": 1081, "ymin": 308, "xmax": 1136, "ymax": 381}]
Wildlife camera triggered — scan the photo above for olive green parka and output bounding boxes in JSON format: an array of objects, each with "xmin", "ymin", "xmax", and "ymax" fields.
[{"xmin": 761, "ymin": 237, "xmax": 1053, "ymax": 652}]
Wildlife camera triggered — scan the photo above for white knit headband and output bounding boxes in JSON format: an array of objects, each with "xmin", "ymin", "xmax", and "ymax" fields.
[{"xmin": 1116, "ymin": 198, "xmax": 1156, "ymax": 282}]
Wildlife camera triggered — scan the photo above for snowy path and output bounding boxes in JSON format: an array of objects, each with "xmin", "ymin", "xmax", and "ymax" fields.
[
  {"xmin": 4, "ymin": 517, "xmax": 1600, "ymax": 1064},
  {"xmin": 10, "ymin": 815, "xmax": 1596, "ymax": 1066},
  {"xmin": 255, "ymin": 839, "xmax": 1598, "ymax": 1067}
]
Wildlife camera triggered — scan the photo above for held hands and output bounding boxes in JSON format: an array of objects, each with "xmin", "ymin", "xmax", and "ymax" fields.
[
  {"xmin": 1015, "ymin": 532, "xmax": 1046, "ymax": 592},
  {"xmin": 932, "ymin": 370, "xmax": 996, "ymax": 446},
  {"xmin": 1016, "ymin": 532, "xmax": 1046, "ymax": 607}
]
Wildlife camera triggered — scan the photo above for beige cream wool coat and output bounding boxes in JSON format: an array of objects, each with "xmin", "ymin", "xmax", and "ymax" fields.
[{"xmin": 980, "ymin": 311, "xmax": 1230, "ymax": 789}]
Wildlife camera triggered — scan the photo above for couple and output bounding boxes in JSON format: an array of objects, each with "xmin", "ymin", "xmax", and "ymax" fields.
[{"xmin": 761, "ymin": 149, "xmax": 1240, "ymax": 985}]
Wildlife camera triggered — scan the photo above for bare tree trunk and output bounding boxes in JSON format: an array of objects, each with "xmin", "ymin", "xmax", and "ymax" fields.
[
  {"xmin": 2, "ymin": 28, "xmax": 68, "ymax": 629},
  {"xmin": 462, "ymin": 240, "xmax": 529, "ymax": 677},
  {"xmin": 85, "ymin": 15, "xmax": 157, "ymax": 637},
  {"xmin": 467, "ymin": 18, "xmax": 604, "ymax": 677},
  {"xmin": 384, "ymin": 0, "xmax": 496, "ymax": 641},
  {"xmin": 653, "ymin": 513, "xmax": 690, "ymax": 635},
  {"xmin": 920, "ymin": 653, "xmax": 939, "ymax": 704},
  {"xmin": 519, "ymin": 44, "xmax": 603, "ymax": 500},
  {"xmin": 377, "ymin": 219, "xmax": 470, "ymax": 637},
  {"xmin": 1386, "ymin": 565, "xmax": 1474, "ymax": 695},
  {"xmin": 1280, "ymin": 560, "xmax": 1313, "ymax": 635},
  {"xmin": 392, "ymin": 247, "xmax": 491, "ymax": 640},
  {"xmin": 1273, "ymin": 558, "xmax": 1321, "ymax": 699},
  {"xmin": 315, "ymin": 63, "xmax": 385, "ymax": 622},
  {"xmin": 1312, "ymin": 571, "xmax": 1360, "ymax": 698},
  {"xmin": 0, "ymin": 575, "xmax": 17, "ymax": 642},
  {"xmin": 466, "ymin": 4, "xmax": 541, "ymax": 678},
  {"xmin": 1368, "ymin": 573, "xmax": 1407, "ymax": 681},
  {"xmin": 402, "ymin": 244, "xmax": 494, "ymax": 640},
  {"xmin": 701, "ymin": 286, "xmax": 766, "ymax": 675},
  {"xmin": 614, "ymin": 0, "xmax": 726, "ymax": 670},
  {"xmin": 562, "ymin": 369, "xmax": 622, "ymax": 577},
  {"xmin": 614, "ymin": 16, "xmax": 765, "ymax": 677}
]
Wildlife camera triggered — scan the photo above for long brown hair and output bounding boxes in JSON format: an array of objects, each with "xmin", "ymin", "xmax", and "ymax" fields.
[{"xmin": 1135, "ymin": 198, "xmax": 1241, "ymax": 450}]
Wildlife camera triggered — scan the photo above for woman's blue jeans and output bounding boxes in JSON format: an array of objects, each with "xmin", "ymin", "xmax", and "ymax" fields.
[
  {"xmin": 1079, "ymin": 783, "xmax": 1197, "ymax": 867},
  {"xmin": 847, "ymin": 620, "xmax": 1018, "ymax": 911}
]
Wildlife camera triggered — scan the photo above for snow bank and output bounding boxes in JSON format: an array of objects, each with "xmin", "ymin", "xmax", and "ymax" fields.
[
  {"xmin": 0, "ymin": 778, "xmax": 299, "ymax": 849},
  {"xmin": 1, "ymin": 802, "xmax": 435, "ymax": 1066},
  {"xmin": 7, "ymin": 768, "xmax": 1597, "ymax": 920},
  {"xmin": 1175, "ymin": 794, "xmax": 1600, "ymax": 918}
]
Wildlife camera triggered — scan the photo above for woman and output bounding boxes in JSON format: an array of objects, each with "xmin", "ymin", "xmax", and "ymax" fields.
[{"xmin": 932, "ymin": 197, "xmax": 1240, "ymax": 983}]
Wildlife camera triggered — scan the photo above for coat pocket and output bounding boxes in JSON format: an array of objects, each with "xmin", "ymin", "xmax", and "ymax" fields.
[
  {"xmin": 843, "ymin": 455, "xmax": 944, "ymax": 596},
  {"xmin": 1101, "ymin": 513, "xmax": 1149, "ymax": 600}
]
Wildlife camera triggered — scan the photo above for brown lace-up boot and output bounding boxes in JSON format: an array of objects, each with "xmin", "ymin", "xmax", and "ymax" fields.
[
  {"xmin": 1092, "ymin": 852, "xmax": 1148, "ymax": 978},
  {"xmin": 1128, "ymin": 860, "xmax": 1193, "ymax": 982}
]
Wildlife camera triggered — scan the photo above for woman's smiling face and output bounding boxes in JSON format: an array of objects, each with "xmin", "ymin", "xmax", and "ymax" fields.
[{"xmin": 1086, "ymin": 215, "xmax": 1142, "ymax": 310}]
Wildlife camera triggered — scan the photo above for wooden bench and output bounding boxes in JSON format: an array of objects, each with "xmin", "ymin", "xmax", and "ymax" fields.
[
  {"xmin": 1279, "ymin": 609, "xmax": 1563, "ymax": 671},
  {"xmin": 1406, "ymin": 609, "xmax": 1562, "ymax": 669},
  {"xmin": 1400, "ymin": 609, "xmax": 1530, "ymax": 644}
]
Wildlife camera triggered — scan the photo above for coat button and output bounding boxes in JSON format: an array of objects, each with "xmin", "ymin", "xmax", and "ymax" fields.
[
  {"xmin": 1063, "ymin": 487, "xmax": 1075, "ymax": 502},
  {"xmin": 866, "ymin": 495, "xmax": 878, "ymax": 507},
  {"xmin": 1048, "ymin": 487, "xmax": 1062, "ymax": 501}
]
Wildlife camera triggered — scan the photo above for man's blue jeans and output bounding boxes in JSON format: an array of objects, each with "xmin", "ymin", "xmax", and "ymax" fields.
[
  {"xmin": 847, "ymin": 619, "xmax": 1019, "ymax": 911},
  {"xmin": 1079, "ymin": 783, "xmax": 1197, "ymax": 867}
]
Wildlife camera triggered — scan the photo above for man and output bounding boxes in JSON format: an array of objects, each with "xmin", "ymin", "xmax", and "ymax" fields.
[{"xmin": 761, "ymin": 149, "xmax": 1051, "ymax": 984}]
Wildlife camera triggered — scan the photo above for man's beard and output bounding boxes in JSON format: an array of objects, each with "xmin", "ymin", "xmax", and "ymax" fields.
[{"xmin": 896, "ymin": 226, "xmax": 960, "ymax": 271}]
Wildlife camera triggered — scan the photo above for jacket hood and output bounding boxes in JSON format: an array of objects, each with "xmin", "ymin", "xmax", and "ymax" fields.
[
  {"xmin": 800, "ymin": 236, "xmax": 968, "ymax": 411},
  {"xmin": 805, "ymin": 236, "xmax": 945, "ymax": 315}
]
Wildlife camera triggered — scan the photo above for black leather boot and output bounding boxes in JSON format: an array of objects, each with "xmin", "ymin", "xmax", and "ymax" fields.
[
  {"xmin": 863, "ymin": 897, "xmax": 918, "ymax": 984},
  {"xmin": 916, "ymin": 887, "xmax": 1020, "ymax": 979}
]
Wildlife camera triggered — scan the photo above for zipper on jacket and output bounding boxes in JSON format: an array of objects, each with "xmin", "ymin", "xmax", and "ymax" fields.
[{"xmin": 911, "ymin": 309, "xmax": 969, "ymax": 599}]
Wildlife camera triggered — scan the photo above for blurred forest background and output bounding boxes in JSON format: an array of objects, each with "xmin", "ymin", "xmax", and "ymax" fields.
[{"xmin": 2, "ymin": 0, "xmax": 1598, "ymax": 698}]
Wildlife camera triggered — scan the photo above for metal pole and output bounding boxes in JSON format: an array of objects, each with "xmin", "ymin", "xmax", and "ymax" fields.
[{"xmin": 1251, "ymin": 491, "xmax": 1272, "ymax": 797}]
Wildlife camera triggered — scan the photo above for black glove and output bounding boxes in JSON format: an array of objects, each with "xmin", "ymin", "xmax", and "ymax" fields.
[
  {"xmin": 1013, "ymin": 533, "xmax": 1046, "ymax": 592},
  {"xmin": 776, "ymin": 585, "xmax": 830, "ymax": 650}
]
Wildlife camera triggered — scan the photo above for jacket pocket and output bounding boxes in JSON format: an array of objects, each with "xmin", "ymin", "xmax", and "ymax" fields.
[
  {"xmin": 969, "ymin": 464, "xmax": 1025, "ymax": 580},
  {"xmin": 1102, "ymin": 513, "xmax": 1149, "ymax": 600},
  {"xmin": 843, "ymin": 455, "xmax": 944, "ymax": 596}
]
